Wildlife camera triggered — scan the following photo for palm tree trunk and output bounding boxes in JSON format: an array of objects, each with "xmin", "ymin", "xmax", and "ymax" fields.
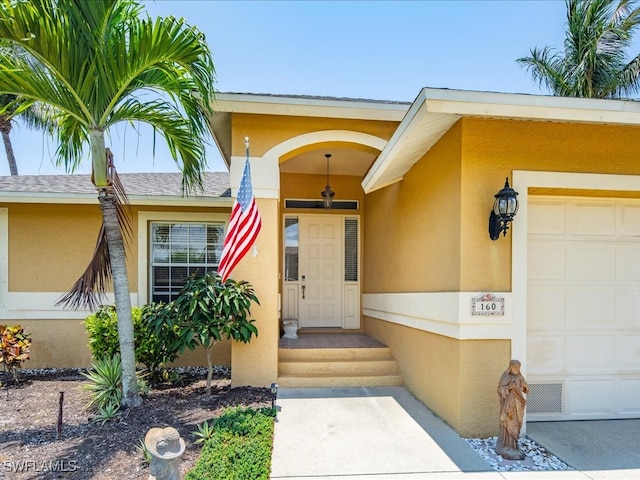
[
  {"xmin": 0, "ymin": 119, "xmax": 18, "ymax": 176},
  {"xmin": 99, "ymin": 189, "xmax": 141, "ymax": 408},
  {"xmin": 90, "ymin": 128, "xmax": 141, "ymax": 408}
]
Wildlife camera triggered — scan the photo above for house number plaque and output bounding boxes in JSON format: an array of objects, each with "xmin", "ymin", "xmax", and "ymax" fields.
[{"xmin": 471, "ymin": 293, "xmax": 504, "ymax": 316}]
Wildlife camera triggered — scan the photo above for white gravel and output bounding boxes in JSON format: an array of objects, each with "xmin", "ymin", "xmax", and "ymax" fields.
[{"xmin": 465, "ymin": 436, "xmax": 571, "ymax": 471}]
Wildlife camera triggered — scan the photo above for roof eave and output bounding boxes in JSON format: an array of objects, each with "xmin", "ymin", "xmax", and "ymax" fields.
[
  {"xmin": 0, "ymin": 191, "xmax": 233, "ymax": 206},
  {"xmin": 362, "ymin": 88, "xmax": 640, "ymax": 194},
  {"xmin": 208, "ymin": 93, "xmax": 410, "ymax": 167}
]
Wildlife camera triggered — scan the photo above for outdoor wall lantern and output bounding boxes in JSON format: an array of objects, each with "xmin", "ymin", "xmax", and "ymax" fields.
[
  {"xmin": 489, "ymin": 177, "xmax": 519, "ymax": 240},
  {"xmin": 320, "ymin": 153, "xmax": 335, "ymax": 210},
  {"xmin": 270, "ymin": 382, "xmax": 279, "ymax": 409}
]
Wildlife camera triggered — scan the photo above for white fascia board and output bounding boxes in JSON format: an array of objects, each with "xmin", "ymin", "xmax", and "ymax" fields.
[
  {"xmin": 419, "ymin": 87, "xmax": 640, "ymax": 124},
  {"xmin": 0, "ymin": 192, "xmax": 232, "ymax": 207},
  {"xmin": 362, "ymin": 89, "xmax": 435, "ymax": 193},
  {"xmin": 212, "ymin": 93, "xmax": 409, "ymax": 122}
]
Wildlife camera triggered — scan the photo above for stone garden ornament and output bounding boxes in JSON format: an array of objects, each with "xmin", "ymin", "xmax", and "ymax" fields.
[
  {"xmin": 145, "ymin": 427, "xmax": 186, "ymax": 480},
  {"xmin": 496, "ymin": 359, "xmax": 529, "ymax": 460}
]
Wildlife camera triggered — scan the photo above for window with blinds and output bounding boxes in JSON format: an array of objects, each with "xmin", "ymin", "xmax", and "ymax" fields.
[
  {"xmin": 344, "ymin": 218, "xmax": 358, "ymax": 282},
  {"xmin": 150, "ymin": 222, "xmax": 225, "ymax": 302},
  {"xmin": 284, "ymin": 217, "xmax": 299, "ymax": 281}
]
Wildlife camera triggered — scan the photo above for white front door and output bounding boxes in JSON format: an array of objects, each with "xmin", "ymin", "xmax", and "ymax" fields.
[{"xmin": 299, "ymin": 215, "xmax": 343, "ymax": 328}]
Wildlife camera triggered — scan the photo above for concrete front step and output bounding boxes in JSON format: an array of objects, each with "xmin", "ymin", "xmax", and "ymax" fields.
[
  {"xmin": 277, "ymin": 374, "xmax": 403, "ymax": 388},
  {"xmin": 279, "ymin": 347, "xmax": 393, "ymax": 362},
  {"xmin": 278, "ymin": 346, "xmax": 402, "ymax": 388},
  {"xmin": 279, "ymin": 359, "xmax": 399, "ymax": 376}
]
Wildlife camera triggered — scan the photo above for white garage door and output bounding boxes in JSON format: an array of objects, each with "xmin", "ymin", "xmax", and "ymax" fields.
[{"xmin": 527, "ymin": 197, "xmax": 640, "ymax": 421}]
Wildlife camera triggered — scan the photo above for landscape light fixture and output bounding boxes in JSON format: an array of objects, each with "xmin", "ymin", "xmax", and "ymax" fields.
[
  {"xmin": 270, "ymin": 382, "xmax": 279, "ymax": 409},
  {"xmin": 489, "ymin": 177, "xmax": 519, "ymax": 240},
  {"xmin": 320, "ymin": 153, "xmax": 335, "ymax": 210}
]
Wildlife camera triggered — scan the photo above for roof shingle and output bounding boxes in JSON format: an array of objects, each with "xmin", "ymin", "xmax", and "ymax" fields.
[{"xmin": 0, "ymin": 172, "xmax": 231, "ymax": 198}]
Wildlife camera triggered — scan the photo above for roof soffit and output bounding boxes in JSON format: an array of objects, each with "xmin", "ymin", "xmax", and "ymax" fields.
[{"xmin": 362, "ymin": 88, "xmax": 640, "ymax": 193}]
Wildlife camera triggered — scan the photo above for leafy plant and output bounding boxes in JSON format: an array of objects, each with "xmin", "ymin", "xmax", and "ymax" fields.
[
  {"xmin": 185, "ymin": 407, "xmax": 276, "ymax": 480},
  {"xmin": 81, "ymin": 354, "xmax": 148, "ymax": 421},
  {"xmin": 0, "ymin": 324, "xmax": 31, "ymax": 382},
  {"xmin": 81, "ymin": 355, "xmax": 123, "ymax": 412},
  {"xmin": 136, "ymin": 438, "xmax": 152, "ymax": 467},
  {"xmin": 150, "ymin": 274, "xmax": 259, "ymax": 394},
  {"xmin": 93, "ymin": 400, "xmax": 122, "ymax": 425},
  {"xmin": 84, "ymin": 304, "xmax": 182, "ymax": 384},
  {"xmin": 193, "ymin": 419, "xmax": 216, "ymax": 446}
]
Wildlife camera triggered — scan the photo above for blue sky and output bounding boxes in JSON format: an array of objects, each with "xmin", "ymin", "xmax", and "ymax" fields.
[{"xmin": 0, "ymin": 0, "xmax": 598, "ymax": 176}]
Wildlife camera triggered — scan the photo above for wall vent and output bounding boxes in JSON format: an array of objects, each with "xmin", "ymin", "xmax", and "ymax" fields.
[
  {"xmin": 527, "ymin": 383, "xmax": 563, "ymax": 414},
  {"xmin": 284, "ymin": 199, "xmax": 359, "ymax": 210}
]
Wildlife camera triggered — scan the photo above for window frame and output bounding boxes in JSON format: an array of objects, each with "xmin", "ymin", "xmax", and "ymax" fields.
[{"xmin": 137, "ymin": 211, "xmax": 228, "ymax": 305}]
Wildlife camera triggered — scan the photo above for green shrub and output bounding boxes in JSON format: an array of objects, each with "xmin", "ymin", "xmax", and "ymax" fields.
[
  {"xmin": 82, "ymin": 354, "xmax": 123, "ymax": 411},
  {"xmin": 0, "ymin": 324, "xmax": 31, "ymax": 381},
  {"xmin": 84, "ymin": 304, "xmax": 182, "ymax": 383},
  {"xmin": 185, "ymin": 407, "xmax": 276, "ymax": 480},
  {"xmin": 150, "ymin": 274, "xmax": 259, "ymax": 394},
  {"xmin": 81, "ymin": 354, "xmax": 149, "ymax": 422}
]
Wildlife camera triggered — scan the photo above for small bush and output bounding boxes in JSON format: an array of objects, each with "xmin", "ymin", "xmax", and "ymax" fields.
[
  {"xmin": 185, "ymin": 407, "xmax": 276, "ymax": 480},
  {"xmin": 0, "ymin": 324, "xmax": 31, "ymax": 381},
  {"xmin": 84, "ymin": 304, "xmax": 182, "ymax": 383},
  {"xmin": 81, "ymin": 354, "xmax": 148, "ymax": 422}
]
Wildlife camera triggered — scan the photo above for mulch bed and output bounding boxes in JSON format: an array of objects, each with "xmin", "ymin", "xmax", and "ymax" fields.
[{"xmin": 0, "ymin": 368, "xmax": 272, "ymax": 479}]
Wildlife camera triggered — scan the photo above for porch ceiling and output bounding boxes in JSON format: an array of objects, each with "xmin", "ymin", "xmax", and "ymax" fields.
[{"xmin": 280, "ymin": 146, "xmax": 378, "ymax": 177}]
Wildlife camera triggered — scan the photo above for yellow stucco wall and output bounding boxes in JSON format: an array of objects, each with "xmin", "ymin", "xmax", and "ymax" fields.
[
  {"xmin": 232, "ymin": 114, "xmax": 398, "ymax": 156},
  {"xmin": 8, "ymin": 203, "xmax": 107, "ymax": 291},
  {"xmin": 364, "ymin": 122, "xmax": 463, "ymax": 293},
  {"xmin": 364, "ymin": 316, "xmax": 510, "ymax": 437},
  {"xmin": 231, "ymin": 197, "xmax": 280, "ymax": 388}
]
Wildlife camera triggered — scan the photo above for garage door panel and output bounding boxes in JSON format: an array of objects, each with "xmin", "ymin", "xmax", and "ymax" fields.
[
  {"xmin": 616, "ymin": 291, "xmax": 640, "ymax": 329},
  {"xmin": 568, "ymin": 203, "xmax": 616, "ymax": 236},
  {"xmin": 528, "ymin": 198, "xmax": 640, "ymax": 421},
  {"xmin": 528, "ymin": 244, "xmax": 565, "ymax": 280},
  {"xmin": 528, "ymin": 336, "xmax": 565, "ymax": 375},
  {"xmin": 568, "ymin": 290, "xmax": 614, "ymax": 330},
  {"xmin": 619, "ymin": 336, "xmax": 640, "ymax": 370},
  {"xmin": 620, "ymin": 205, "xmax": 640, "ymax": 236},
  {"xmin": 617, "ymin": 246, "xmax": 640, "ymax": 281},
  {"xmin": 569, "ymin": 379, "xmax": 615, "ymax": 415},
  {"xmin": 528, "ymin": 202, "xmax": 565, "ymax": 235},
  {"xmin": 571, "ymin": 246, "xmax": 616, "ymax": 280},
  {"xmin": 567, "ymin": 336, "xmax": 615, "ymax": 373},
  {"xmin": 619, "ymin": 380, "xmax": 640, "ymax": 414},
  {"xmin": 528, "ymin": 289, "xmax": 565, "ymax": 330}
]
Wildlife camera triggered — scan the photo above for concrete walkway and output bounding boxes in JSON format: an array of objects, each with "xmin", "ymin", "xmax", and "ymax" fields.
[{"xmin": 270, "ymin": 387, "xmax": 640, "ymax": 479}]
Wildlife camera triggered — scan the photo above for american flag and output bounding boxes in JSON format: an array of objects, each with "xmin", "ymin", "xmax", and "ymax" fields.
[{"xmin": 217, "ymin": 155, "xmax": 262, "ymax": 282}]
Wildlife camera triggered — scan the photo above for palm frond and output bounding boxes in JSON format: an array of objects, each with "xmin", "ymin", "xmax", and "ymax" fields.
[
  {"xmin": 57, "ymin": 152, "xmax": 132, "ymax": 310},
  {"xmin": 520, "ymin": 0, "xmax": 640, "ymax": 98}
]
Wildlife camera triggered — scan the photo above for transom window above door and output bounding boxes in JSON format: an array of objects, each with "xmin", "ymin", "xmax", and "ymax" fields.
[{"xmin": 150, "ymin": 222, "xmax": 224, "ymax": 302}]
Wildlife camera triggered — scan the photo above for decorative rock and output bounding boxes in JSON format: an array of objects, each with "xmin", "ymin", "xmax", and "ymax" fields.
[
  {"xmin": 145, "ymin": 426, "xmax": 185, "ymax": 480},
  {"xmin": 464, "ymin": 436, "xmax": 571, "ymax": 471}
]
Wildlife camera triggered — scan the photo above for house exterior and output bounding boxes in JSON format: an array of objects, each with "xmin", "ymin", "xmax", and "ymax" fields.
[
  {"xmin": 2, "ymin": 87, "xmax": 640, "ymax": 437},
  {"xmin": 0, "ymin": 173, "xmax": 234, "ymax": 368}
]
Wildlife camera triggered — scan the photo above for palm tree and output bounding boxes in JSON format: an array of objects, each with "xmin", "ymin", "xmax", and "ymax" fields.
[
  {"xmin": 0, "ymin": 0, "xmax": 216, "ymax": 407},
  {"xmin": 518, "ymin": 0, "xmax": 640, "ymax": 98},
  {"xmin": 0, "ymin": 95, "xmax": 19, "ymax": 175},
  {"xmin": 1, "ymin": 93, "xmax": 55, "ymax": 175}
]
